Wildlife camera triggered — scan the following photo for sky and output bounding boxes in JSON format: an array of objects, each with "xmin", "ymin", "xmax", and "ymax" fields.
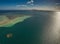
[{"xmin": 0, "ymin": 0, "xmax": 59, "ymax": 10}]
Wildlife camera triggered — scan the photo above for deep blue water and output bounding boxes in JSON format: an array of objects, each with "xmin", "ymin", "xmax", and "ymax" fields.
[{"xmin": 0, "ymin": 10, "xmax": 54, "ymax": 44}]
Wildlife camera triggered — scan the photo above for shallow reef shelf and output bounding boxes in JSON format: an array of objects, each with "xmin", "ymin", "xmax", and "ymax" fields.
[{"xmin": 0, "ymin": 16, "xmax": 32, "ymax": 27}]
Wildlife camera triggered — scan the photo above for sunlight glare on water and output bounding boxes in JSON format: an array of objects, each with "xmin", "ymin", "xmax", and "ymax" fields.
[{"xmin": 42, "ymin": 11, "xmax": 60, "ymax": 44}]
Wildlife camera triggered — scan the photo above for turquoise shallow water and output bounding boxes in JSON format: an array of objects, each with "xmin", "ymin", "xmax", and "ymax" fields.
[{"xmin": 0, "ymin": 10, "xmax": 54, "ymax": 44}]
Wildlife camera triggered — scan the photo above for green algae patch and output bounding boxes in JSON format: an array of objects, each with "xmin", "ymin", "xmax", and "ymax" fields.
[{"xmin": 0, "ymin": 16, "xmax": 32, "ymax": 27}]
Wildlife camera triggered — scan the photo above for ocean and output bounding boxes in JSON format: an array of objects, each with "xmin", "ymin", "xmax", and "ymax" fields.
[{"xmin": 0, "ymin": 10, "xmax": 59, "ymax": 44}]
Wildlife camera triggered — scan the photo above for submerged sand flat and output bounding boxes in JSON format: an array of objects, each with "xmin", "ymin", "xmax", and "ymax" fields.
[{"xmin": 0, "ymin": 15, "xmax": 32, "ymax": 27}]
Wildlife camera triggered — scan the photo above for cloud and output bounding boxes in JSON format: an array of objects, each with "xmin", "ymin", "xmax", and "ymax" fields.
[
  {"xmin": 15, "ymin": 4, "xmax": 30, "ymax": 10},
  {"xmin": 15, "ymin": 5, "xmax": 55, "ymax": 10},
  {"xmin": 16, "ymin": 0, "xmax": 34, "ymax": 8},
  {"xmin": 31, "ymin": 0, "xmax": 34, "ymax": 3},
  {"xmin": 27, "ymin": 0, "xmax": 34, "ymax": 3},
  {"xmin": 27, "ymin": 0, "xmax": 34, "ymax": 5},
  {"xmin": 16, "ymin": 5, "xmax": 27, "ymax": 7}
]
